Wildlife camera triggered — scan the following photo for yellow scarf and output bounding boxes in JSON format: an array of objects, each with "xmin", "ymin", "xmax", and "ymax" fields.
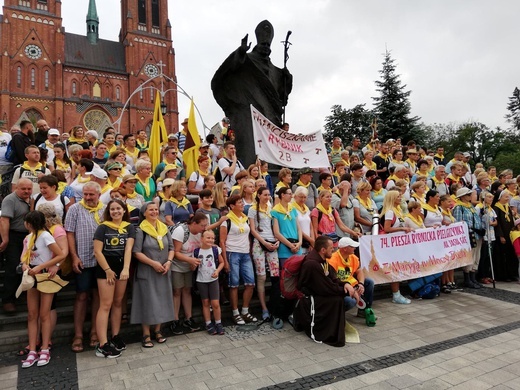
[
  {"xmin": 292, "ymin": 201, "xmax": 309, "ymax": 214},
  {"xmin": 489, "ymin": 176, "xmax": 498, "ymax": 182},
  {"xmin": 77, "ymin": 175, "xmax": 90, "ymax": 184},
  {"xmin": 126, "ymin": 190, "xmax": 137, "ymax": 199},
  {"xmin": 387, "ymin": 175, "xmax": 398, "ymax": 183},
  {"xmin": 21, "ymin": 162, "xmax": 43, "ymax": 175},
  {"xmin": 441, "ymin": 207, "xmax": 455, "ymax": 222},
  {"xmin": 124, "ymin": 147, "xmax": 139, "ymax": 162},
  {"xmin": 136, "ymin": 140, "xmax": 148, "ymax": 150},
  {"xmin": 422, "ymin": 203, "xmax": 439, "ymax": 214},
  {"xmin": 510, "ymin": 230, "xmax": 520, "ymax": 244},
  {"xmin": 171, "ymin": 196, "xmax": 191, "ymax": 210},
  {"xmin": 392, "ymin": 206, "xmax": 404, "ymax": 220},
  {"xmin": 377, "ymin": 152, "xmax": 390, "ymax": 161},
  {"xmin": 197, "ymin": 169, "xmax": 209, "ymax": 178},
  {"xmin": 296, "ymin": 180, "xmax": 310, "ymax": 188},
  {"xmin": 55, "ymin": 159, "xmax": 70, "ymax": 171},
  {"xmin": 330, "ymin": 146, "xmax": 342, "ymax": 156},
  {"xmin": 275, "ymin": 182, "xmax": 288, "ymax": 191},
  {"xmin": 372, "ymin": 188, "xmax": 384, "ymax": 197},
  {"xmin": 407, "ymin": 213, "xmax": 424, "ymax": 228},
  {"xmin": 455, "ymin": 199, "xmax": 476, "ymax": 214},
  {"xmin": 136, "ymin": 175, "xmax": 151, "ymax": 197},
  {"xmin": 412, "ymin": 194, "xmax": 426, "ymax": 205},
  {"xmin": 140, "ymin": 219, "xmax": 168, "ymax": 250},
  {"xmin": 108, "ymin": 177, "xmax": 122, "ymax": 189},
  {"xmin": 356, "ymin": 196, "xmax": 374, "ymax": 211},
  {"xmin": 100, "ymin": 184, "xmax": 112, "ymax": 194},
  {"xmin": 363, "ymin": 160, "xmax": 377, "ymax": 170},
  {"xmin": 79, "ymin": 199, "xmax": 103, "ymax": 225},
  {"xmin": 68, "ymin": 136, "xmax": 87, "ymax": 144},
  {"xmin": 21, "ymin": 230, "xmax": 45, "ymax": 265},
  {"xmin": 57, "ymin": 182, "xmax": 67, "ymax": 195},
  {"xmin": 102, "ymin": 221, "xmax": 130, "ymax": 234},
  {"xmin": 431, "ymin": 176, "xmax": 445, "ymax": 186},
  {"xmin": 495, "ymin": 202, "xmax": 511, "ymax": 222},
  {"xmin": 317, "ymin": 185, "xmax": 331, "ymax": 192},
  {"xmin": 158, "ymin": 191, "xmax": 174, "ymax": 202},
  {"xmin": 405, "ymin": 159, "xmax": 416, "ymax": 171},
  {"xmin": 45, "ymin": 140, "xmax": 55, "ymax": 149},
  {"xmin": 272, "ymin": 202, "xmax": 294, "ymax": 220},
  {"xmin": 316, "ymin": 203, "xmax": 334, "ymax": 222},
  {"xmin": 251, "ymin": 203, "xmax": 271, "ymax": 218},
  {"xmin": 447, "ymin": 173, "xmax": 460, "ymax": 182},
  {"xmin": 506, "ymin": 188, "xmax": 517, "ymax": 197},
  {"xmin": 106, "ymin": 144, "xmax": 117, "ymax": 154},
  {"xmin": 434, "ymin": 153, "xmax": 444, "ymax": 161},
  {"xmin": 341, "ymin": 159, "xmax": 350, "ymax": 167},
  {"xmin": 227, "ymin": 211, "xmax": 248, "ymax": 233}
]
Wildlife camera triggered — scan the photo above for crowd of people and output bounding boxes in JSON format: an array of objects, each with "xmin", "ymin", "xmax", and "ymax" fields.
[{"xmin": 1, "ymin": 119, "xmax": 519, "ymax": 362}]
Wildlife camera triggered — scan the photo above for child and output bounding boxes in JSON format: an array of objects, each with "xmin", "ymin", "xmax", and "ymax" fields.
[
  {"xmin": 195, "ymin": 230, "xmax": 225, "ymax": 335},
  {"xmin": 510, "ymin": 219, "xmax": 520, "ymax": 283}
]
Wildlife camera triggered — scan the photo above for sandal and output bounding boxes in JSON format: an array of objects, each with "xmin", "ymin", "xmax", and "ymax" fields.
[
  {"xmin": 153, "ymin": 331, "xmax": 167, "ymax": 344},
  {"xmin": 232, "ymin": 314, "xmax": 245, "ymax": 325},
  {"xmin": 241, "ymin": 312, "xmax": 258, "ymax": 323},
  {"xmin": 22, "ymin": 351, "xmax": 38, "ymax": 368},
  {"xmin": 141, "ymin": 335, "xmax": 154, "ymax": 348},
  {"xmin": 71, "ymin": 337, "xmax": 84, "ymax": 353},
  {"xmin": 37, "ymin": 349, "xmax": 51, "ymax": 367},
  {"xmin": 17, "ymin": 345, "xmax": 30, "ymax": 357},
  {"xmin": 89, "ymin": 334, "xmax": 99, "ymax": 348}
]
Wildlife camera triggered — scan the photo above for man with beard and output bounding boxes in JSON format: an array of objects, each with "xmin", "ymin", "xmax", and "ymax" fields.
[
  {"xmin": 293, "ymin": 236, "xmax": 353, "ymax": 347},
  {"xmin": 11, "ymin": 120, "xmax": 35, "ymax": 166},
  {"xmin": 34, "ymin": 119, "xmax": 50, "ymax": 145}
]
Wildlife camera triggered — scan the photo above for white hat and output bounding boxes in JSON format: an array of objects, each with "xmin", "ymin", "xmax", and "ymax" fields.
[
  {"xmin": 456, "ymin": 187, "xmax": 473, "ymax": 198},
  {"xmin": 16, "ymin": 270, "xmax": 35, "ymax": 298},
  {"xmin": 463, "ymin": 152, "xmax": 471, "ymax": 158},
  {"xmin": 48, "ymin": 128, "xmax": 60, "ymax": 136},
  {"xmin": 338, "ymin": 237, "xmax": 360, "ymax": 248},
  {"xmin": 86, "ymin": 166, "xmax": 108, "ymax": 180}
]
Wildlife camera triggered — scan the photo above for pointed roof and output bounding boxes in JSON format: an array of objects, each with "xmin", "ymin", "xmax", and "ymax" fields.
[{"xmin": 86, "ymin": 0, "xmax": 99, "ymax": 23}]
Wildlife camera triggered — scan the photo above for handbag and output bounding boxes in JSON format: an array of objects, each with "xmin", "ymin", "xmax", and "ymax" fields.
[{"xmin": 259, "ymin": 239, "xmax": 278, "ymax": 252}]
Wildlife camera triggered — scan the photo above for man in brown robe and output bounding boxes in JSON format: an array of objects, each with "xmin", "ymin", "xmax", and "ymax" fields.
[{"xmin": 293, "ymin": 236, "xmax": 355, "ymax": 347}]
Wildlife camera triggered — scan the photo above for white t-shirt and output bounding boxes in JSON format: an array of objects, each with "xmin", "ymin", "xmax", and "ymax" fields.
[
  {"xmin": 247, "ymin": 206, "xmax": 276, "ymax": 241},
  {"xmin": 188, "ymin": 171, "xmax": 205, "ymax": 192},
  {"xmin": 34, "ymin": 194, "xmax": 70, "ymax": 223},
  {"xmin": 0, "ymin": 132, "xmax": 12, "ymax": 165},
  {"xmin": 217, "ymin": 157, "xmax": 244, "ymax": 187},
  {"xmin": 384, "ymin": 210, "xmax": 404, "ymax": 229},
  {"xmin": 24, "ymin": 231, "xmax": 56, "ymax": 266},
  {"xmin": 195, "ymin": 246, "xmax": 222, "ymax": 283},
  {"xmin": 172, "ymin": 225, "xmax": 201, "ymax": 273},
  {"xmin": 422, "ymin": 208, "xmax": 443, "ymax": 228},
  {"xmin": 225, "ymin": 219, "xmax": 251, "ymax": 253}
]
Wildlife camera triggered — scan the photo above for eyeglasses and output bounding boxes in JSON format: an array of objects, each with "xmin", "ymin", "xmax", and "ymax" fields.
[{"xmin": 111, "ymin": 168, "xmax": 122, "ymax": 171}]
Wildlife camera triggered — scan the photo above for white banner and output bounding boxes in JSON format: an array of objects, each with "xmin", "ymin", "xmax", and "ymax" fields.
[
  {"xmin": 359, "ymin": 222, "xmax": 473, "ymax": 284},
  {"xmin": 250, "ymin": 105, "xmax": 330, "ymax": 168}
]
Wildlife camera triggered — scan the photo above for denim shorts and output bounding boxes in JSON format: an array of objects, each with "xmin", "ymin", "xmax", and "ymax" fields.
[
  {"xmin": 227, "ymin": 252, "xmax": 255, "ymax": 288},
  {"xmin": 75, "ymin": 267, "xmax": 97, "ymax": 293}
]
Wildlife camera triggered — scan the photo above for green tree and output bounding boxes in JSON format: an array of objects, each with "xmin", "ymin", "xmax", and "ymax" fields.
[
  {"xmin": 323, "ymin": 104, "xmax": 373, "ymax": 147},
  {"xmin": 505, "ymin": 87, "xmax": 520, "ymax": 131},
  {"xmin": 372, "ymin": 50, "xmax": 420, "ymax": 143}
]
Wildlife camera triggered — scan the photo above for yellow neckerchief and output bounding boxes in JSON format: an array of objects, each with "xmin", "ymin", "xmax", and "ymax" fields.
[
  {"xmin": 77, "ymin": 175, "xmax": 90, "ymax": 184},
  {"xmin": 296, "ymin": 179, "xmax": 310, "ymax": 188},
  {"xmin": 100, "ymin": 184, "xmax": 112, "ymax": 194},
  {"xmin": 55, "ymin": 159, "xmax": 70, "ymax": 171},
  {"xmin": 489, "ymin": 176, "xmax": 498, "ymax": 182},
  {"xmin": 135, "ymin": 174, "xmax": 151, "ymax": 197},
  {"xmin": 363, "ymin": 160, "xmax": 376, "ymax": 170},
  {"xmin": 317, "ymin": 185, "xmax": 331, "ymax": 192},
  {"xmin": 330, "ymin": 146, "xmax": 342, "ymax": 155},
  {"xmin": 48, "ymin": 224, "xmax": 61, "ymax": 235},
  {"xmin": 356, "ymin": 195, "xmax": 374, "ymax": 211},
  {"xmin": 405, "ymin": 159, "xmax": 416, "ymax": 171},
  {"xmin": 434, "ymin": 153, "xmax": 444, "ymax": 160},
  {"xmin": 407, "ymin": 213, "xmax": 424, "ymax": 228},
  {"xmin": 197, "ymin": 168, "xmax": 209, "ymax": 177},
  {"xmin": 68, "ymin": 136, "xmax": 87, "ymax": 143},
  {"xmin": 510, "ymin": 230, "xmax": 520, "ymax": 243},
  {"xmin": 21, "ymin": 161, "xmax": 43, "ymax": 175},
  {"xmin": 106, "ymin": 144, "xmax": 117, "ymax": 154},
  {"xmin": 316, "ymin": 203, "xmax": 334, "ymax": 221},
  {"xmin": 455, "ymin": 199, "xmax": 476, "ymax": 214},
  {"xmin": 372, "ymin": 188, "xmax": 384, "ymax": 197},
  {"xmin": 108, "ymin": 177, "xmax": 122, "ymax": 189},
  {"xmin": 432, "ymin": 176, "xmax": 445, "ymax": 185},
  {"xmin": 139, "ymin": 219, "xmax": 168, "ymax": 249},
  {"xmin": 291, "ymin": 200, "xmax": 309, "ymax": 214},
  {"xmin": 422, "ymin": 203, "xmax": 440, "ymax": 214},
  {"xmin": 412, "ymin": 194, "xmax": 426, "ymax": 205},
  {"xmin": 230, "ymin": 185, "xmax": 241, "ymax": 195},
  {"xmin": 387, "ymin": 174, "xmax": 398, "ymax": 183},
  {"xmin": 120, "ymin": 166, "xmax": 129, "ymax": 177},
  {"xmin": 126, "ymin": 190, "xmax": 138, "ymax": 199},
  {"xmin": 124, "ymin": 147, "xmax": 139, "ymax": 162},
  {"xmin": 506, "ymin": 188, "xmax": 517, "ymax": 198},
  {"xmin": 45, "ymin": 140, "xmax": 55, "ymax": 149},
  {"xmin": 21, "ymin": 230, "xmax": 46, "ymax": 265},
  {"xmin": 227, "ymin": 211, "xmax": 248, "ymax": 233},
  {"xmin": 342, "ymin": 159, "xmax": 350, "ymax": 167},
  {"xmin": 272, "ymin": 202, "xmax": 293, "ymax": 220},
  {"xmin": 57, "ymin": 182, "xmax": 67, "ymax": 194},
  {"xmin": 251, "ymin": 202, "xmax": 271, "ymax": 218},
  {"xmin": 495, "ymin": 202, "xmax": 511, "ymax": 222},
  {"xmin": 275, "ymin": 181, "xmax": 288, "ymax": 191},
  {"xmin": 102, "ymin": 221, "xmax": 130, "ymax": 234},
  {"xmin": 158, "ymin": 191, "xmax": 174, "ymax": 202},
  {"xmin": 136, "ymin": 139, "xmax": 148, "ymax": 150},
  {"xmin": 171, "ymin": 196, "xmax": 191, "ymax": 210},
  {"xmin": 392, "ymin": 206, "xmax": 404, "ymax": 220},
  {"xmin": 441, "ymin": 207, "xmax": 455, "ymax": 222},
  {"xmin": 127, "ymin": 204, "xmax": 136, "ymax": 212},
  {"xmin": 447, "ymin": 173, "xmax": 460, "ymax": 182},
  {"xmin": 79, "ymin": 199, "xmax": 103, "ymax": 225},
  {"xmin": 377, "ymin": 152, "xmax": 390, "ymax": 161}
]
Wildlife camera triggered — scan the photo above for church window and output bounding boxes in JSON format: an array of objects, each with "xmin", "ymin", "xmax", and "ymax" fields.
[
  {"xmin": 44, "ymin": 70, "xmax": 49, "ymax": 90},
  {"xmin": 138, "ymin": 0, "xmax": 146, "ymax": 25},
  {"xmin": 17, "ymin": 67, "xmax": 22, "ymax": 88},
  {"xmin": 93, "ymin": 82, "xmax": 101, "ymax": 98},
  {"xmin": 31, "ymin": 68, "xmax": 36, "ymax": 89},
  {"xmin": 72, "ymin": 81, "xmax": 77, "ymax": 95},
  {"xmin": 116, "ymin": 86, "xmax": 121, "ymax": 101},
  {"xmin": 152, "ymin": 0, "xmax": 160, "ymax": 27},
  {"xmin": 139, "ymin": 81, "xmax": 144, "ymax": 102}
]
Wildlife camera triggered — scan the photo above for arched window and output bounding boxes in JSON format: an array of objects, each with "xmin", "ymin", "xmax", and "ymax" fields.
[
  {"xmin": 152, "ymin": 0, "xmax": 160, "ymax": 27},
  {"xmin": 30, "ymin": 68, "xmax": 36, "ymax": 89},
  {"xmin": 17, "ymin": 66, "xmax": 22, "ymax": 88},
  {"xmin": 93, "ymin": 82, "xmax": 101, "ymax": 98},
  {"xmin": 44, "ymin": 70, "xmax": 49, "ymax": 90},
  {"xmin": 138, "ymin": 0, "xmax": 146, "ymax": 24},
  {"xmin": 116, "ymin": 86, "xmax": 121, "ymax": 101},
  {"xmin": 72, "ymin": 81, "xmax": 77, "ymax": 95},
  {"xmin": 139, "ymin": 81, "xmax": 143, "ymax": 102}
]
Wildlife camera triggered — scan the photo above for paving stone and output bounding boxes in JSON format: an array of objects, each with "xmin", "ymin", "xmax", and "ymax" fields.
[
  {"xmin": 450, "ymin": 379, "xmax": 494, "ymax": 390},
  {"xmin": 154, "ymin": 365, "xmax": 196, "ymax": 381},
  {"xmin": 110, "ymin": 363, "xmax": 162, "ymax": 381},
  {"xmin": 403, "ymin": 378, "xmax": 452, "ymax": 390},
  {"xmin": 477, "ymin": 368, "xmax": 519, "ymax": 386}
]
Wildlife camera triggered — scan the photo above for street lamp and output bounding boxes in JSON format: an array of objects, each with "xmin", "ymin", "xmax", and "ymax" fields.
[{"xmin": 161, "ymin": 102, "xmax": 167, "ymax": 116}]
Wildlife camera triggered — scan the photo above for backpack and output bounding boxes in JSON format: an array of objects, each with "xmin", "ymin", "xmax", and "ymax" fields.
[
  {"xmin": 34, "ymin": 193, "xmax": 68, "ymax": 222},
  {"xmin": 280, "ymin": 254, "xmax": 306, "ymax": 299},
  {"xmin": 193, "ymin": 246, "xmax": 220, "ymax": 269},
  {"xmin": 214, "ymin": 158, "xmax": 232, "ymax": 183},
  {"xmin": 169, "ymin": 222, "xmax": 190, "ymax": 244},
  {"xmin": 378, "ymin": 212, "xmax": 396, "ymax": 234},
  {"xmin": 4, "ymin": 140, "xmax": 15, "ymax": 163},
  {"xmin": 416, "ymin": 283, "xmax": 440, "ymax": 299}
]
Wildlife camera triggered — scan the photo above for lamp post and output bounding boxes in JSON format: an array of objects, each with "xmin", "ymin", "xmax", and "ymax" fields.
[{"xmin": 113, "ymin": 61, "xmax": 210, "ymax": 136}]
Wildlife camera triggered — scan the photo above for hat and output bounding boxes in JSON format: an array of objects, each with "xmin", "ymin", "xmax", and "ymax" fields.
[
  {"xmin": 86, "ymin": 166, "xmax": 108, "ymax": 180},
  {"xmin": 338, "ymin": 237, "xmax": 360, "ymax": 248},
  {"xmin": 406, "ymin": 149, "xmax": 418, "ymax": 154},
  {"xmin": 463, "ymin": 152, "xmax": 471, "ymax": 158},
  {"xmin": 105, "ymin": 162, "xmax": 123, "ymax": 171},
  {"xmin": 16, "ymin": 270, "xmax": 35, "ymax": 298},
  {"xmin": 456, "ymin": 187, "xmax": 473, "ymax": 198},
  {"xmin": 515, "ymin": 219, "xmax": 520, "ymax": 227},
  {"xmin": 122, "ymin": 174, "xmax": 137, "ymax": 183},
  {"xmin": 199, "ymin": 142, "xmax": 209, "ymax": 149},
  {"xmin": 181, "ymin": 118, "xmax": 189, "ymax": 125},
  {"xmin": 160, "ymin": 164, "xmax": 179, "ymax": 180},
  {"xmin": 35, "ymin": 273, "xmax": 69, "ymax": 294},
  {"xmin": 299, "ymin": 167, "xmax": 313, "ymax": 175},
  {"xmin": 168, "ymin": 133, "xmax": 178, "ymax": 140},
  {"xmin": 86, "ymin": 130, "xmax": 99, "ymax": 138},
  {"xmin": 162, "ymin": 178, "xmax": 175, "ymax": 187},
  {"xmin": 48, "ymin": 128, "xmax": 60, "ymax": 136},
  {"xmin": 222, "ymin": 117, "xmax": 230, "ymax": 124}
]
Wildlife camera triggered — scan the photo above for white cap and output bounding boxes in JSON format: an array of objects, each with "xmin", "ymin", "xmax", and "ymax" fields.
[
  {"xmin": 48, "ymin": 128, "xmax": 60, "ymax": 136},
  {"xmin": 86, "ymin": 166, "xmax": 108, "ymax": 180},
  {"xmin": 338, "ymin": 237, "xmax": 360, "ymax": 248}
]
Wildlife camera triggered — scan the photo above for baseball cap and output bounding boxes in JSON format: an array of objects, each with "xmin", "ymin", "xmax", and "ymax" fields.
[
  {"xmin": 168, "ymin": 133, "xmax": 178, "ymax": 140},
  {"xmin": 199, "ymin": 142, "xmax": 210, "ymax": 149},
  {"xmin": 48, "ymin": 129, "xmax": 60, "ymax": 136},
  {"xmin": 86, "ymin": 166, "xmax": 108, "ymax": 180},
  {"xmin": 222, "ymin": 117, "xmax": 230, "ymax": 124},
  {"xmin": 338, "ymin": 237, "xmax": 360, "ymax": 248},
  {"xmin": 299, "ymin": 167, "xmax": 313, "ymax": 175}
]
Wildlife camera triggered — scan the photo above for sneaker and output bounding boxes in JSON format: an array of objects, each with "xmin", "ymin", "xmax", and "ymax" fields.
[
  {"xmin": 262, "ymin": 310, "xmax": 271, "ymax": 321},
  {"xmin": 170, "ymin": 320, "xmax": 184, "ymax": 335},
  {"xmin": 215, "ymin": 322, "xmax": 225, "ymax": 335},
  {"xmin": 392, "ymin": 293, "xmax": 411, "ymax": 304},
  {"xmin": 183, "ymin": 317, "xmax": 201, "ymax": 331},
  {"xmin": 95, "ymin": 343, "xmax": 121, "ymax": 358},
  {"xmin": 110, "ymin": 335, "xmax": 126, "ymax": 351},
  {"xmin": 206, "ymin": 323, "xmax": 217, "ymax": 335},
  {"xmin": 357, "ymin": 309, "xmax": 366, "ymax": 318}
]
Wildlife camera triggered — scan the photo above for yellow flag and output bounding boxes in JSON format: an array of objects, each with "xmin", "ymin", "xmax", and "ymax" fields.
[
  {"xmin": 182, "ymin": 99, "xmax": 201, "ymax": 179},
  {"xmin": 149, "ymin": 91, "xmax": 168, "ymax": 170}
]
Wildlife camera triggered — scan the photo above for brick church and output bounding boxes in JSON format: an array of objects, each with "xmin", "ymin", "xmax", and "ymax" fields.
[{"xmin": 0, "ymin": 0, "xmax": 178, "ymax": 136}]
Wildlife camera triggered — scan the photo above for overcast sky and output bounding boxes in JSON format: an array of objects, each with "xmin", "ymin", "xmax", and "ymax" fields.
[{"xmin": 5, "ymin": 0, "xmax": 520, "ymax": 137}]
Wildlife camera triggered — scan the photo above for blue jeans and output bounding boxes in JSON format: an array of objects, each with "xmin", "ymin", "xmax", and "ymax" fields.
[
  {"xmin": 227, "ymin": 252, "xmax": 255, "ymax": 288},
  {"xmin": 344, "ymin": 278, "xmax": 374, "ymax": 311}
]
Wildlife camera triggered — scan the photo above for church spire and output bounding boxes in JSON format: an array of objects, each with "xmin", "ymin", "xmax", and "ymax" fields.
[{"xmin": 86, "ymin": 0, "xmax": 99, "ymax": 44}]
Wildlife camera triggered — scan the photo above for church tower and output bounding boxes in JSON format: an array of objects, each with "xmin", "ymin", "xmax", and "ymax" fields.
[
  {"xmin": 86, "ymin": 0, "xmax": 99, "ymax": 45},
  {"xmin": 120, "ymin": 0, "xmax": 178, "ymax": 133}
]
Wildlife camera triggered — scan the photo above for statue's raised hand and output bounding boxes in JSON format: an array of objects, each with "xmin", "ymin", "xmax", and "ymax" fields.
[{"xmin": 239, "ymin": 34, "xmax": 251, "ymax": 54}]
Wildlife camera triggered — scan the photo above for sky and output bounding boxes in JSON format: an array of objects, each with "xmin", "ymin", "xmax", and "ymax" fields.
[{"xmin": 5, "ymin": 0, "xmax": 520, "ymax": 137}]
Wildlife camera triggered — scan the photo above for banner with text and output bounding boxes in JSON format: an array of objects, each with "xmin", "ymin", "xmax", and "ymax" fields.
[
  {"xmin": 359, "ymin": 222, "xmax": 472, "ymax": 284},
  {"xmin": 250, "ymin": 105, "xmax": 330, "ymax": 168}
]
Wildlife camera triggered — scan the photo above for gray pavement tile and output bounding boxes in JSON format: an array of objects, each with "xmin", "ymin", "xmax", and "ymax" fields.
[
  {"xmin": 293, "ymin": 361, "xmax": 342, "ymax": 377},
  {"xmin": 78, "ymin": 362, "xmax": 130, "ymax": 381},
  {"xmin": 471, "ymin": 357, "xmax": 510, "ymax": 373},
  {"xmin": 403, "ymin": 378, "xmax": 452, "ymax": 390},
  {"xmin": 435, "ymin": 356, "xmax": 473, "ymax": 372},
  {"xmin": 359, "ymin": 381, "xmax": 399, "ymax": 389},
  {"xmin": 267, "ymin": 369, "xmax": 301, "ymax": 384},
  {"xmin": 357, "ymin": 369, "xmax": 398, "ymax": 386},
  {"xmin": 114, "ymin": 348, "xmax": 166, "ymax": 365},
  {"xmin": 440, "ymin": 366, "xmax": 482, "ymax": 386},
  {"xmin": 81, "ymin": 381, "xmax": 126, "ymax": 390},
  {"xmin": 0, "ymin": 365, "xmax": 17, "ymax": 375},
  {"xmin": 0, "ymin": 369, "xmax": 17, "ymax": 381},
  {"xmin": 449, "ymin": 379, "xmax": 494, "ymax": 390},
  {"xmin": 221, "ymin": 376, "xmax": 275, "ymax": 390},
  {"xmin": 503, "ymin": 379, "xmax": 520, "ymax": 390},
  {"xmin": 154, "ymin": 365, "xmax": 196, "ymax": 381},
  {"xmin": 477, "ymin": 368, "xmax": 519, "ymax": 386},
  {"xmin": 251, "ymin": 363, "xmax": 283, "ymax": 377},
  {"xmin": 196, "ymin": 351, "xmax": 226, "ymax": 363},
  {"xmin": 127, "ymin": 354, "xmax": 175, "ymax": 370},
  {"xmin": 208, "ymin": 364, "xmax": 241, "ymax": 379},
  {"xmin": 111, "ymin": 363, "xmax": 163, "ymax": 381},
  {"xmin": 234, "ymin": 356, "xmax": 282, "ymax": 372},
  {"xmin": 276, "ymin": 348, "xmax": 313, "ymax": 362},
  {"xmin": 167, "ymin": 371, "xmax": 213, "ymax": 387},
  {"xmin": 408, "ymin": 365, "xmax": 449, "ymax": 382},
  {"xmin": 219, "ymin": 349, "xmax": 265, "ymax": 366},
  {"xmin": 128, "ymin": 379, "xmax": 173, "ymax": 390},
  {"xmin": 385, "ymin": 374, "xmax": 422, "ymax": 389},
  {"xmin": 386, "ymin": 363, "xmax": 420, "ymax": 376},
  {"xmin": 204, "ymin": 371, "xmax": 257, "ymax": 389},
  {"xmin": 193, "ymin": 359, "xmax": 224, "ymax": 373}
]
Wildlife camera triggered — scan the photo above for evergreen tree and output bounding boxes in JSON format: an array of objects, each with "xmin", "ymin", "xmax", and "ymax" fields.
[
  {"xmin": 323, "ymin": 104, "xmax": 373, "ymax": 147},
  {"xmin": 505, "ymin": 87, "xmax": 520, "ymax": 131},
  {"xmin": 372, "ymin": 50, "xmax": 420, "ymax": 143}
]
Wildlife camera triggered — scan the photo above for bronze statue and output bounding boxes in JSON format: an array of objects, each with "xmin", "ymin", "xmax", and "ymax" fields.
[{"xmin": 211, "ymin": 20, "xmax": 293, "ymax": 167}]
